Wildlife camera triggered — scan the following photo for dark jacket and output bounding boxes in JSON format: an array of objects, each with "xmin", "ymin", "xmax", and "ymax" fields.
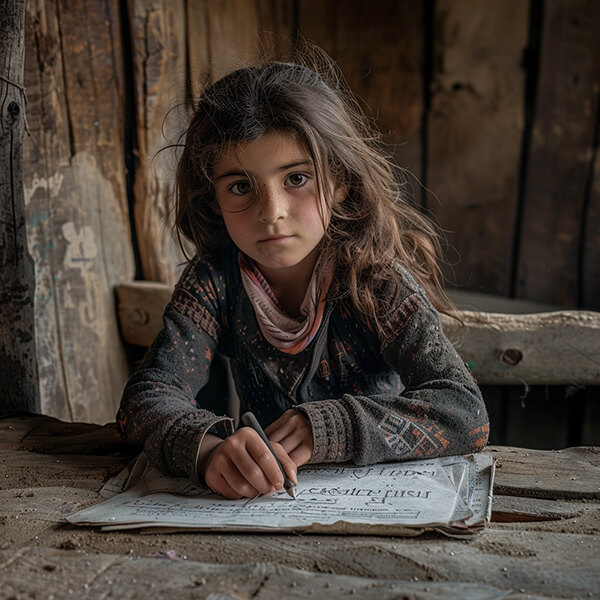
[{"xmin": 117, "ymin": 244, "xmax": 489, "ymax": 486}]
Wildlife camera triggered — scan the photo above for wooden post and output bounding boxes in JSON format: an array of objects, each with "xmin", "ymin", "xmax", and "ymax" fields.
[{"xmin": 0, "ymin": 0, "xmax": 40, "ymax": 413}]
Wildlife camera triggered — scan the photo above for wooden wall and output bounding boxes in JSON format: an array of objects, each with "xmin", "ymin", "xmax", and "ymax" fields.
[
  {"xmin": 13, "ymin": 0, "xmax": 600, "ymax": 423},
  {"xmin": 22, "ymin": 0, "xmax": 134, "ymax": 423}
]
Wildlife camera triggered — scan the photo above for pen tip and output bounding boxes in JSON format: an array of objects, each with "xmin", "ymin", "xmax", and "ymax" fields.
[{"xmin": 287, "ymin": 486, "xmax": 297, "ymax": 500}]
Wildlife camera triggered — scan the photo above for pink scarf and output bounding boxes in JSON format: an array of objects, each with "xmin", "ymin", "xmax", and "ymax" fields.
[{"xmin": 238, "ymin": 253, "xmax": 333, "ymax": 354}]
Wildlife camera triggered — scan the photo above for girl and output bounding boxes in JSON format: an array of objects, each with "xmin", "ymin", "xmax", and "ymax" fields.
[{"xmin": 117, "ymin": 60, "xmax": 489, "ymax": 500}]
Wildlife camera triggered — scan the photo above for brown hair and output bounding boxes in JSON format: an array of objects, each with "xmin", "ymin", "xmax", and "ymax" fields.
[{"xmin": 174, "ymin": 56, "xmax": 457, "ymax": 336}]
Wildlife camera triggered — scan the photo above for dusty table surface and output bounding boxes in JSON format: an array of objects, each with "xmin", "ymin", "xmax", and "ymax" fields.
[{"xmin": 1, "ymin": 415, "xmax": 598, "ymax": 600}]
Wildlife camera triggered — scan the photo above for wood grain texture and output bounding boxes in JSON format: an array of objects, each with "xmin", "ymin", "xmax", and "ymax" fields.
[
  {"xmin": 115, "ymin": 280, "xmax": 171, "ymax": 347},
  {"xmin": 254, "ymin": 0, "xmax": 294, "ymax": 60},
  {"xmin": 516, "ymin": 0, "xmax": 600, "ymax": 306},
  {"xmin": 443, "ymin": 309, "xmax": 600, "ymax": 385},
  {"xmin": 128, "ymin": 0, "xmax": 189, "ymax": 285},
  {"xmin": 22, "ymin": 0, "xmax": 134, "ymax": 422},
  {"xmin": 428, "ymin": 0, "xmax": 527, "ymax": 295},
  {"xmin": 490, "ymin": 445, "xmax": 600, "ymax": 499},
  {"xmin": 298, "ymin": 0, "xmax": 424, "ymax": 182},
  {"xmin": 204, "ymin": 0, "xmax": 260, "ymax": 81},
  {"xmin": 0, "ymin": 0, "xmax": 40, "ymax": 414},
  {"xmin": 0, "ymin": 547, "xmax": 512, "ymax": 600},
  {"xmin": 1, "ymin": 416, "xmax": 599, "ymax": 599},
  {"xmin": 187, "ymin": 0, "xmax": 293, "ymax": 100},
  {"xmin": 491, "ymin": 495, "xmax": 588, "ymax": 522}
]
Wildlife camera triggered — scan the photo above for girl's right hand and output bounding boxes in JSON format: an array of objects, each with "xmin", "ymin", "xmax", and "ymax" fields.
[{"xmin": 197, "ymin": 430, "xmax": 297, "ymax": 499}]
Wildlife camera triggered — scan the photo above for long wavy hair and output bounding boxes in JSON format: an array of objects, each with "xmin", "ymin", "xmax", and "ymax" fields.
[{"xmin": 174, "ymin": 57, "xmax": 456, "ymax": 336}]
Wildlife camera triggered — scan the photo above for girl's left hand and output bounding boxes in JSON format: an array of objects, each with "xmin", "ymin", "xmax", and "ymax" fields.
[{"xmin": 264, "ymin": 409, "xmax": 313, "ymax": 467}]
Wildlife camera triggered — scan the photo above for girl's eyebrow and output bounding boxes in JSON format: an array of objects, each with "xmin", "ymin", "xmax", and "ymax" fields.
[{"xmin": 214, "ymin": 159, "xmax": 313, "ymax": 181}]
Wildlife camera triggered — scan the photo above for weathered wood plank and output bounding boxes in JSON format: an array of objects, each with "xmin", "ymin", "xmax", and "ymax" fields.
[
  {"xmin": 516, "ymin": 0, "xmax": 600, "ymax": 306},
  {"xmin": 0, "ymin": 0, "xmax": 39, "ymax": 414},
  {"xmin": 22, "ymin": 0, "xmax": 134, "ymax": 423},
  {"xmin": 298, "ymin": 0, "xmax": 424, "ymax": 181},
  {"xmin": 22, "ymin": 0, "xmax": 70, "ymax": 418},
  {"xmin": 490, "ymin": 445, "xmax": 600, "ymax": 499},
  {"xmin": 491, "ymin": 495, "xmax": 587, "ymax": 522},
  {"xmin": 204, "ymin": 0, "xmax": 260, "ymax": 81},
  {"xmin": 0, "ymin": 415, "xmax": 49, "ymax": 449},
  {"xmin": 115, "ymin": 280, "xmax": 171, "ymax": 347},
  {"xmin": 187, "ymin": 0, "xmax": 293, "ymax": 100},
  {"xmin": 18, "ymin": 418, "xmax": 125, "ymax": 455},
  {"xmin": 255, "ymin": 0, "xmax": 294, "ymax": 60},
  {"xmin": 0, "ymin": 547, "xmax": 513, "ymax": 600},
  {"xmin": 186, "ymin": 0, "xmax": 211, "ymax": 88},
  {"xmin": 444, "ymin": 309, "xmax": 600, "ymax": 385},
  {"xmin": 428, "ymin": 0, "xmax": 527, "ymax": 295},
  {"xmin": 128, "ymin": 0, "xmax": 189, "ymax": 285}
]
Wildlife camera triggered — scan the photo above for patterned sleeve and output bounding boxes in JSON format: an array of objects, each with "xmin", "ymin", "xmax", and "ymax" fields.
[
  {"xmin": 116, "ymin": 256, "xmax": 234, "ymax": 485},
  {"xmin": 297, "ymin": 267, "xmax": 489, "ymax": 466}
]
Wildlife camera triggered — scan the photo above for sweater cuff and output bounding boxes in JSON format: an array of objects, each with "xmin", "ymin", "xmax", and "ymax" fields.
[
  {"xmin": 166, "ymin": 415, "xmax": 234, "ymax": 487},
  {"xmin": 296, "ymin": 397, "xmax": 355, "ymax": 464}
]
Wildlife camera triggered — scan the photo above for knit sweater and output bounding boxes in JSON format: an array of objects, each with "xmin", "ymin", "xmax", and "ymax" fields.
[{"xmin": 117, "ymin": 244, "xmax": 489, "ymax": 486}]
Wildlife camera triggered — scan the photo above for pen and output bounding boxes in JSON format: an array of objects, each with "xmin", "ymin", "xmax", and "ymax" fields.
[{"xmin": 240, "ymin": 411, "xmax": 297, "ymax": 499}]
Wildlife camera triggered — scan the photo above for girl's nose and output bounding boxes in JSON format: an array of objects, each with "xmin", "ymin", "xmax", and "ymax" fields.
[{"xmin": 257, "ymin": 186, "xmax": 288, "ymax": 224}]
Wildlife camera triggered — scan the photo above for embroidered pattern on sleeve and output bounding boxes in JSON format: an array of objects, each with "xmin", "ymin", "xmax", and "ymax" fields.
[
  {"xmin": 168, "ymin": 287, "xmax": 220, "ymax": 341},
  {"xmin": 380, "ymin": 293, "xmax": 423, "ymax": 352},
  {"xmin": 468, "ymin": 423, "xmax": 490, "ymax": 449},
  {"xmin": 378, "ymin": 409, "xmax": 450, "ymax": 458}
]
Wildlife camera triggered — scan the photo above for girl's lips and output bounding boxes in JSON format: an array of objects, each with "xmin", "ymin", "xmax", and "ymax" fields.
[{"xmin": 258, "ymin": 235, "xmax": 294, "ymax": 243}]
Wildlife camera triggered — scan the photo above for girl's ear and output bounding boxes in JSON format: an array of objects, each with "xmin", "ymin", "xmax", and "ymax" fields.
[
  {"xmin": 333, "ymin": 185, "xmax": 349, "ymax": 204},
  {"xmin": 211, "ymin": 201, "xmax": 222, "ymax": 216}
]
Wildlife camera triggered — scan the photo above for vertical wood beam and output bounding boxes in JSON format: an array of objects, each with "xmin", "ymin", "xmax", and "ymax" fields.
[
  {"xmin": 427, "ymin": 0, "xmax": 528, "ymax": 295},
  {"xmin": 298, "ymin": 0, "xmax": 424, "ymax": 183},
  {"xmin": 22, "ymin": 0, "xmax": 134, "ymax": 422},
  {"xmin": 516, "ymin": 0, "xmax": 600, "ymax": 306},
  {"xmin": 0, "ymin": 0, "xmax": 40, "ymax": 414},
  {"xmin": 129, "ymin": 0, "xmax": 189, "ymax": 285}
]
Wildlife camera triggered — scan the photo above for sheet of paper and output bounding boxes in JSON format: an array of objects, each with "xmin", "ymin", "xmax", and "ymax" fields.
[{"xmin": 67, "ymin": 453, "xmax": 494, "ymax": 534}]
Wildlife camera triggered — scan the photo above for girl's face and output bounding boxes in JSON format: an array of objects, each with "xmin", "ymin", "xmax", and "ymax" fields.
[{"xmin": 213, "ymin": 131, "xmax": 345, "ymax": 287}]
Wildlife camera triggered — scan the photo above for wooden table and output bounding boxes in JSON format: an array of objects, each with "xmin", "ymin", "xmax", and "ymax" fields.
[{"xmin": 1, "ymin": 415, "xmax": 598, "ymax": 599}]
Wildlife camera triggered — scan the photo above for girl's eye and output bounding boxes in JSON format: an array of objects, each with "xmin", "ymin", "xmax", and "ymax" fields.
[
  {"xmin": 229, "ymin": 181, "xmax": 252, "ymax": 196},
  {"xmin": 285, "ymin": 173, "xmax": 310, "ymax": 187}
]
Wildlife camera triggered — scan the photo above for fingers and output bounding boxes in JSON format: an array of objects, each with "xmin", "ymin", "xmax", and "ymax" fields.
[
  {"xmin": 288, "ymin": 444, "xmax": 312, "ymax": 468},
  {"xmin": 203, "ymin": 428, "xmax": 293, "ymax": 499},
  {"xmin": 273, "ymin": 427, "xmax": 307, "ymax": 455},
  {"xmin": 220, "ymin": 460, "xmax": 263, "ymax": 498},
  {"xmin": 235, "ymin": 430, "xmax": 283, "ymax": 491},
  {"xmin": 264, "ymin": 409, "xmax": 299, "ymax": 439},
  {"xmin": 271, "ymin": 441, "xmax": 298, "ymax": 485},
  {"xmin": 204, "ymin": 455, "xmax": 261, "ymax": 499},
  {"xmin": 266, "ymin": 409, "xmax": 313, "ymax": 465},
  {"xmin": 209, "ymin": 473, "xmax": 245, "ymax": 500}
]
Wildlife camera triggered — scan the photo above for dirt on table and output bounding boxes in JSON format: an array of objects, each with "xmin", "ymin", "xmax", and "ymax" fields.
[{"xmin": 1, "ymin": 416, "xmax": 599, "ymax": 600}]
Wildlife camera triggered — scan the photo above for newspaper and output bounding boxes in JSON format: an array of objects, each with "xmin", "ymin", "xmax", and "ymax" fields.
[{"xmin": 67, "ymin": 453, "xmax": 494, "ymax": 535}]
